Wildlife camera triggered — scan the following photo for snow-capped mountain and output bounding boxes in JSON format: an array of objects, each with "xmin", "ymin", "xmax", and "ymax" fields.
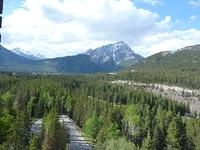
[
  {"xmin": 11, "ymin": 48, "xmax": 46, "ymax": 60},
  {"xmin": 86, "ymin": 41, "xmax": 143, "ymax": 67}
]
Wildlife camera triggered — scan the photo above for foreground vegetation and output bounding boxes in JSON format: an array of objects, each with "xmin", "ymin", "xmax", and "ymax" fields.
[{"xmin": 0, "ymin": 72, "xmax": 199, "ymax": 150}]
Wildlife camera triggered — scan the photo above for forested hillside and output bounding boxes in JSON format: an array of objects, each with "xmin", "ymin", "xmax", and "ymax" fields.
[
  {"xmin": 0, "ymin": 72, "xmax": 200, "ymax": 150},
  {"xmin": 132, "ymin": 45, "xmax": 200, "ymax": 71}
]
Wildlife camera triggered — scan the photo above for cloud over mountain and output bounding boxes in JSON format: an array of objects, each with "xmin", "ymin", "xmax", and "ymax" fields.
[{"xmin": 2, "ymin": 0, "xmax": 200, "ymax": 58}]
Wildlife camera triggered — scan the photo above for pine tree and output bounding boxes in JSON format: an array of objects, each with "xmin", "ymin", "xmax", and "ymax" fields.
[
  {"xmin": 29, "ymin": 136, "xmax": 39, "ymax": 150},
  {"xmin": 12, "ymin": 110, "xmax": 30, "ymax": 150},
  {"xmin": 152, "ymin": 125, "xmax": 165, "ymax": 150},
  {"xmin": 107, "ymin": 123, "xmax": 121, "ymax": 139},
  {"xmin": 141, "ymin": 132, "xmax": 152, "ymax": 150},
  {"xmin": 42, "ymin": 108, "xmax": 66, "ymax": 150},
  {"xmin": 195, "ymin": 133, "xmax": 200, "ymax": 150},
  {"xmin": 144, "ymin": 107, "xmax": 152, "ymax": 132},
  {"xmin": 84, "ymin": 112, "xmax": 102, "ymax": 140},
  {"xmin": 166, "ymin": 114, "xmax": 187, "ymax": 150}
]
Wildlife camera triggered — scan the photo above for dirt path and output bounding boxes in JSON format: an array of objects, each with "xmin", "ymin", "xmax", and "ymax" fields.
[
  {"xmin": 31, "ymin": 115, "xmax": 93, "ymax": 150},
  {"xmin": 59, "ymin": 115, "xmax": 93, "ymax": 150}
]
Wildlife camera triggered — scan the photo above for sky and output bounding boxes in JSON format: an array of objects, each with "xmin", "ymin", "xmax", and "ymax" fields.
[{"xmin": 1, "ymin": 0, "xmax": 200, "ymax": 58}]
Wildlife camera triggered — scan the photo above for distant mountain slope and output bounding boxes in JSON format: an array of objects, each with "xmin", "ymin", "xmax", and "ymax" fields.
[
  {"xmin": 11, "ymin": 48, "xmax": 46, "ymax": 60},
  {"xmin": 86, "ymin": 41, "xmax": 143, "ymax": 68},
  {"xmin": 41, "ymin": 54, "xmax": 106, "ymax": 73},
  {"xmin": 0, "ymin": 41, "xmax": 144, "ymax": 73},
  {"xmin": 3, "ymin": 44, "xmax": 200, "ymax": 73},
  {"xmin": 0, "ymin": 45, "xmax": 44, "ymax": 72},
  {"xmin": 0, "ymin": 45, "xmax": 113, "ymax": 73},
  {"xmin": 132, "ymin": 45, "xmax": 200, "ymax": 71}
]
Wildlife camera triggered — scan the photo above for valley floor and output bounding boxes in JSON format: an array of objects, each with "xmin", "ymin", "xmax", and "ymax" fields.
[{"xmin": 111, "ymin": 80, "xmax": 200, "ymax": 114}]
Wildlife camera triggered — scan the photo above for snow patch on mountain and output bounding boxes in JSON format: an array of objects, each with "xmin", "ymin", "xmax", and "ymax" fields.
[
  {"xmin": 86, "ymin": 41, "xmax": 143, "ymax": 66},
  {"xmin": 11, "ymin": 48, "xmax": 46, "ymax": 60}
]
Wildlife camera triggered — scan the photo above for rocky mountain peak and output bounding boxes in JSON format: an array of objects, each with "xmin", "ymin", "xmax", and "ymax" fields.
[{"xmin": 86, "ymin": 41, "xmax": 143, "ymax": 66}]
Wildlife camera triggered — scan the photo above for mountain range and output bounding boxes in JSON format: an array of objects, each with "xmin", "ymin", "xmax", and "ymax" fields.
[
  {"xmin": 0, "ymin": 42, "xmax": 143, "ymax": 73},
  {"xmin": 2, "ymin": 41, "xmax": 200, "ymax": 73}
]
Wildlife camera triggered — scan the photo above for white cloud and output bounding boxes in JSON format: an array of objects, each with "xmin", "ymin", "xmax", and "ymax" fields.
[
  {"xmin": 2, "ymin": 0, "xmax": 171, "ymax": 57},
  {"xmin": 136, "ymin": 0, "xmax": 163, "ymax": 6},
  {"xmin": 2, "ymin": 0, "xmax": 200, "ymax": 58},
  {"xmin": 190, "ymin": 0, "xmax": 200, "ymax": 7},
  {"xmin": 134, "ymin": 29, "xmax": 200, "ymax": 57},
  {"xmin": 189, "ymin": 15, "xmax": 198, "ymax": 23}
]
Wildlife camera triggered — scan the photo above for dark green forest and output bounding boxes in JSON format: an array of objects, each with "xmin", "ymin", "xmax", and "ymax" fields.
[
  {"xmin": 112, "ymin": 69, "xmax": 200, "ymax": 89},
  {"xmin": 0, "ymin": 72, "xmax": 200, "ymax": 150}
]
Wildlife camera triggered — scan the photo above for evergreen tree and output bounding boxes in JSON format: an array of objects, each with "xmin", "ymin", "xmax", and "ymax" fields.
[
  {"xmin": 104, "ymin": 137, "xmax": 138, "ymax": 150},
  {"xmin": 29, "ymin": 136, "xmax": 39, "ymax": 150},
  {"xmin": 152, "ymin": 125, "xmax": 165, "ymax": 150},
  {"xmin": 107, "ymin": 123, "xmax": 121, "ymax": 139},
  {"xmin": 195, "ymin": 133, "xmax": 200, "ymax": 150},
  {"xmin": 84, "ymin": 112, "xmax": 102, "ymax": 140},
  {"xmin": 42, "ymin": 108, "xmax": 66, "ymax": 150},
  {"xmin": 12, "ymin": 110, "xmax": 30, "ymax": 150},
  {"xmin": 166, "ymin": 114, "xmax": 187, "ymax": 150},
  {"xmin": 141, "ymin": 132, "xmax": 152, "ymax": 150}
]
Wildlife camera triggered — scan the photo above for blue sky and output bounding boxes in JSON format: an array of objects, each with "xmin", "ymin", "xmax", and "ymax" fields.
[
  {"xmin": 5, "ymin": 0, "xmax": 200, "ymax": 28},
  {"xmin": 3, "ymin": 0, "xmax": 23, "ymax": 16},
  {"xmin": 2, "ymin": 0, "xmax": 200, "ymax": 57},
  {"xmin": 135, "ymin": 0, "xmax": 200, "ymax": 29}
]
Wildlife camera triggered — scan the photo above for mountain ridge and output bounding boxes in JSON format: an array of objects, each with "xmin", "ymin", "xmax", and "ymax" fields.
[
  {"xmin": 0, "ymin": 42, "xmax": 143, "ymax": 73},
  {"xmin": 2, "ymin": 43, "xmax": 200, "ymax": 73},
  {"xmin": 131, "ymin": 44, "xmax": 200, "ymax": 71}
]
